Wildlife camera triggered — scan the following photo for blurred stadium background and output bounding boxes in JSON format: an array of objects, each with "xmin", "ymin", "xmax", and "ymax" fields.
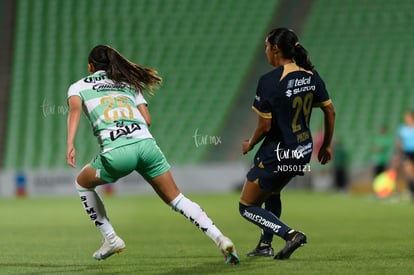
[{"xmin": 0, "ymin": 0, "xmax": 413, "ymax": 197}]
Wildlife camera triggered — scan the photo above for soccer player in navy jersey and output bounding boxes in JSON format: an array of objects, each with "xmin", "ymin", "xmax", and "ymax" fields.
[{"xmin": 239, "ymin": 28, "xmax": 335, "ymax": 259}]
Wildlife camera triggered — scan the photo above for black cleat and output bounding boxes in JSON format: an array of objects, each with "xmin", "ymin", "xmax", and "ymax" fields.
[
  {"xmin": 274, "ymin": 231, "xmax": 307, "ymax": 260},
  {"xmin": 246, "ymin": 245, "xmax": 274, "ymax": 257}
]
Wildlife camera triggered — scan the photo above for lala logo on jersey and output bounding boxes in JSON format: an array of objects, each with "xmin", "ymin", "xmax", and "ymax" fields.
[{"xmin": 110, "ymin": 123, "xmax": 141, "ymax": 141}]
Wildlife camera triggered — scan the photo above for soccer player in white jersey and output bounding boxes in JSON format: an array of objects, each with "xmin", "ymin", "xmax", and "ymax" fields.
[{"xmin": 66, "ymin": 45, "xmax": 240, "ymax": 264}]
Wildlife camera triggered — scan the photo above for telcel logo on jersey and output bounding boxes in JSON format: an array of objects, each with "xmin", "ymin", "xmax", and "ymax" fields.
[
  {"xmin": 287, "ymin": 76, "xmax": 311, "ymax": 89},
  {"xmin": 285, "ymin": 76, "xmax": 315, "ymax": 97},
  {"xmin": 295, "ymin": 76, "xmax": 311, "ymax": 86}
]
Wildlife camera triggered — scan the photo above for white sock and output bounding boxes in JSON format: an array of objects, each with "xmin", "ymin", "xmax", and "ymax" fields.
[
  {"xmin": 75, "ymin": 182, "xmax": 115, "ymax": 239},
  {"xmin": 170, "ymin": 193, "xmax": 223, "ymax": 245}
]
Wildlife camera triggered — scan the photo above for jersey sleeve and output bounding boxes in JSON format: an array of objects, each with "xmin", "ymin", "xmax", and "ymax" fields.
[
  {"xmin": 67, "ymin": 83, "xmax": 82, "ymax": 100},
  {"xmin": 312, "ymin": 70, "xmax": 332, "ymax": 107},
  {"xmin": 134, "ymin": 90, "xmax": 147, "ymax": 106},
  {"xmin": 252, "ymin": 76, "xmax": 272, "ymax": 119}
]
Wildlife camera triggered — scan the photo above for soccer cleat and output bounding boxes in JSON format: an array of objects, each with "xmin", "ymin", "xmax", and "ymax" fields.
[
  {"xmin": 274, "ymin": 231, "xmax": 307, "ymax": 260},
  {"xmin": 93, "ymin": 235, "xmax": 126, "ymax": 260},
  {"xmin": 216, "ymin": 236, "xmax": 241, "ymax": 265},
  {"xmin": 246, "ymin": 244, "xmax": 274, "ymax": 257}
]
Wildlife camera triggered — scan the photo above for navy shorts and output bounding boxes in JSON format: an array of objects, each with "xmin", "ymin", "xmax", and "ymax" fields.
[{"xmin": 246, "ymin": 142, "xmax": 311, "ymax": 193}]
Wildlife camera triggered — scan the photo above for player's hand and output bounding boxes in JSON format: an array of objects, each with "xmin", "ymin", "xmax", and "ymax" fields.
[
  {"xmin": 66, "ymin": 145, "xmax": 76, "ymax": 168},
  {"xmin": 318, "ymin": 145, "xmax": 332, "ymax": 165},
  {"xmin": 242, "ymin": 140, "xmax": 253, "ymax": 155}
]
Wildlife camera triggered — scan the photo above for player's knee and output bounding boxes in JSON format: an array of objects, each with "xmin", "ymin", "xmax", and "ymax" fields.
[{"xmin": 76, "ymin": 176, "xmax": 94, "ymax": 189}]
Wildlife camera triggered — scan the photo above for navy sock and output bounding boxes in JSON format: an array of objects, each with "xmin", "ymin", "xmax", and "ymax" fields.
[
  {"xmin": 239, "ymin": 202, "xmax": 290, "ymax": 239},
  {"xmin": 259, "ymin": 194, "xmax": 282, "ymax": 245}
]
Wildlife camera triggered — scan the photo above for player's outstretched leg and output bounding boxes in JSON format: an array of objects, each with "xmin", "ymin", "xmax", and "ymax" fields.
[
  {"xmin": 76, "ymin": 182, "xmax": 126, "ymax": 260},
  {"xmin": 170, "ymin": 193, "xmax": 240, "ymax": 264},
  {"xmin": 246, "ymin": 194, "xmax": 281, "ymax": 257},
  {"xmin": 239, "ymin": 202, "xmax": 306, "ymax": 260}
]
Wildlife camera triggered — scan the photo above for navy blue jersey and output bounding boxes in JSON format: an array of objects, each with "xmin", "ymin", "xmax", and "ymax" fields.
[
  {"xmin": 246, "ymin": 63, "xmax": 332, "ymax": 191},
  {"xmin": 252, "ymin": 63, "xmax": 331, "ymax": 151}
]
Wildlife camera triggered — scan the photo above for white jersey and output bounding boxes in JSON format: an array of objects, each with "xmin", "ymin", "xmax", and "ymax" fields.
[{"xmin": 67, "ymin": 70, "xmax": 153, "ymax": 152}]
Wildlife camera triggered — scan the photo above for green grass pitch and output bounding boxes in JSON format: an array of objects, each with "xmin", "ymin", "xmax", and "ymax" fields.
[{"xmin": 0, "ymin": 191, "xmax": 413, "ymax": 274}]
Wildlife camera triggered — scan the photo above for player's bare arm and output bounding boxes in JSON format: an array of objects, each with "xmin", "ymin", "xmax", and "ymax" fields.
[
  {"xmin": 243, "ymin": 115, "xmax": 271, "ymax": 155},
  {"xmin": 66, "ymin": 96, "xmax": 82, "ymax": 168},
  {"xmin": 137, "ymin": 103, "xmax": 151, "ymax": 126},
  {"xmin": 318, "ymin": 103, "xmax": 335, "ymax": 164}
]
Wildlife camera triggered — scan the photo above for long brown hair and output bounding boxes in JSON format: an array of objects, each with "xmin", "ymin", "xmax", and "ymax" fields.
[
  {"xmin": 88, "ymin": 45, "xmax": 162, "ymax": 94},
  {"xmin": 267, "ymin": 28, "xmax": 314, "ymax": 71}
]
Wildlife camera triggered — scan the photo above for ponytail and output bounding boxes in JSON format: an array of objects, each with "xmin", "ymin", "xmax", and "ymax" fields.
[
  {"xmin": 293, "ymin": 43, "xmax": 313, "ymax": 71},
  {"xmin": 88, "ymin": 45, "xmax": 162, "ymax": 94}
]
